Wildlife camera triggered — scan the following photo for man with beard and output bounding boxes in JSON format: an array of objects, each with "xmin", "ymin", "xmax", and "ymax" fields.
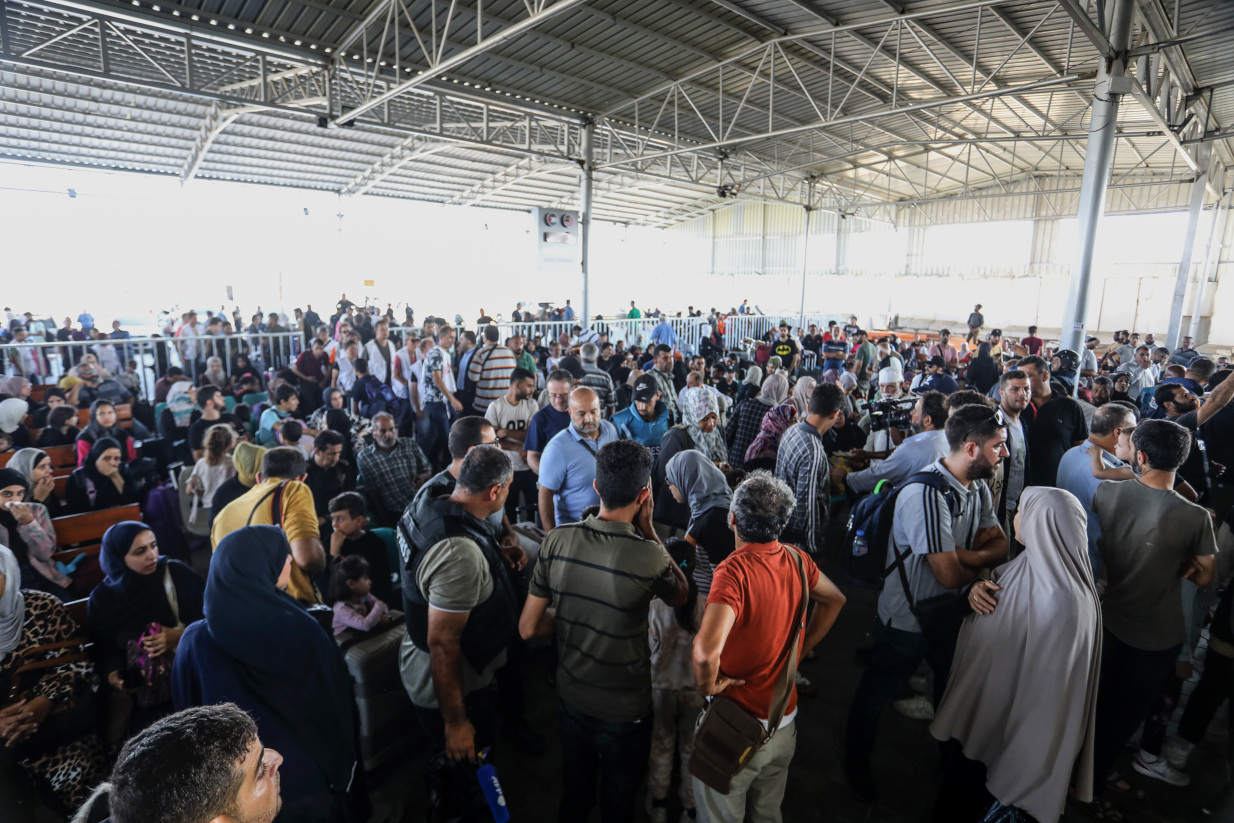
[
  {"xmin": 995, "ymin": 370, "xmax": 1031, "ymax": 541},
  {"xmin": 537, "ymin": 387, "xmax": 619, "ymax": 530},
  {"xmin": 845, "ymin": 403, "xmax": 1009, "ymax": 802},
  {"xmin": 1019, "ymin": 355, "xmax": 1088, "ymax": 487},
  {"xmin": 844, "ymin": 390, "xmax": 949, "ymax": 495},
  {"xmin": 1153, "ymin": 375, "xmax": 1234, "ymax": 503}
]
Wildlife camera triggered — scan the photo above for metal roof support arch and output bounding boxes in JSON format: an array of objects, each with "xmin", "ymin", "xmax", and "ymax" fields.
[
  {"xmin": 1058, "ymin": 0, "xmax": 1134, "ymax": 355},
  {"xmin": 1188, "ymin": 185, "xmax": 1229, "ymax": 342}
]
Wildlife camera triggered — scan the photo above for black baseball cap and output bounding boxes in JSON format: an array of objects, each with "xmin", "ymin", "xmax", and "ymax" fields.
[{"xmin": 633, "ymin": 375, "xmax": 659, "ymax": 402}]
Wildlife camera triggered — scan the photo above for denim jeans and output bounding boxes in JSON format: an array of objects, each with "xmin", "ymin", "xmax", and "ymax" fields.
[
  {"xmin": 845, "ymin": 620, "xmax": 955, "ymax": 775},
  {"xmin": 556, "ymin": 700, "xmax": 653, "ymax": 823},
  {"xmin": 423, "ymin": 401, "xmax": 453, "ymax": 469}
]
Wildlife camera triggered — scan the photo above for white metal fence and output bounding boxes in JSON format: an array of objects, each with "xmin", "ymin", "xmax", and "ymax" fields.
[{"xmin": 0, "ymin": 314, "xmax": 858, "ymax": 397}]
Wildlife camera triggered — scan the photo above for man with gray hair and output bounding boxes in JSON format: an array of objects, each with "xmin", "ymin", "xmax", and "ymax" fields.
[
  {"xmin": 578, "ymin": 341, "xmax": 615, "ymax": 416},
  {"xmin": 1117, "ymin": 345, "xmax": 1159, "ymax": 397},
  {"xmin": 693, "ymin": 471, "xmax": 847, "ymax": 821},
  {"xmin": 357, "ymin": 410, "xmax": 432, "ymax": 522}
]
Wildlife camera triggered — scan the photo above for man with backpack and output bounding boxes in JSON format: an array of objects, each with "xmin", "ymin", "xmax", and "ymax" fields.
[
  {"xmin": 351, "ymin": 357, "xmax": 402, "ymax": 420},
  {"xmin": 844, "ymin": 403, "xmax": 1009, "ymax": 803}
]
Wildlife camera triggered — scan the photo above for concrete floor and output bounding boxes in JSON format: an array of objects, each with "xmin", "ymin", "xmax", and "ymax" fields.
[{"xmin": 374, "ymin": 529, "xmax": 1234, "ymax": 823}]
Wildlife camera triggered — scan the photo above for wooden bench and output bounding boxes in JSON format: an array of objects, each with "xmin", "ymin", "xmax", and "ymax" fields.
[
  {"xmin": 29, "ymin": 386, "xmax": 47, "ymax": 404},
  {"xmin": 51, "ymin": 503, "xmax": 141, "ymax": 563},
  {"xmin": 65, "ymin": 598, "xmax": 89, "ymax": 630},
  {"xmin": 76, "ymin": 408, "xmax": 90, "ymax": 428}
]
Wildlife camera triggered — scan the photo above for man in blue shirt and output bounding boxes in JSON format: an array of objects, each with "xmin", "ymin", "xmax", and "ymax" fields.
[
  {"xmin": 77, "ymin": 310, "xmax": 95, "ymax": 331},
  {"xmin": 1055, "ymin": 403, "xmax": 1136, "ymax": 578},
  {"xmin": 525, "ymin": 369, "xmax": 574, "ymax": 473},
  {"xmin": 844, "ymin": 392, "xmax": 950, "ymax": 494},
  {"xmin": 538, "ymin": 387, "xmax": 619, "ymax": 529},
  {"xmin": 561, "ymin": 300, "xmax": 576, "ymax": 322},
  {"xmin": 610, "ymin": 375, "xmax": 670, "ymax": 451},
  {"xmin": 649, "ymin": 318, "xmax": 677, "ymax": 350}
]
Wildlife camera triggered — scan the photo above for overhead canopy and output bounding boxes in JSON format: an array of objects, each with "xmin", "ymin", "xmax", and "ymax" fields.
[{"xmin": 1, "ymin": 0, "xmax": 1230, "ymax": 225}]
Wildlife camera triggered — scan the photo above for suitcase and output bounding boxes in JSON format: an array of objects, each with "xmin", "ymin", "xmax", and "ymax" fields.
[
  {"xmin": 509, "ymin": 522, "xmax": 546, "ymax": 588},
  {"xmin": 336, "ymin": 613, "xmax": 419, "ymax": 772}
]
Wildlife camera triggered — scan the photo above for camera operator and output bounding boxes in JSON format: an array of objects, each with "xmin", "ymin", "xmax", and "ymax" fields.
[
  {"xmin": 855, "ymin": 368, "xmax": 912, "ymax": 465},
  {"xmin": 841, "ymin": 390, "xmax": 950, "ymax": 495}
]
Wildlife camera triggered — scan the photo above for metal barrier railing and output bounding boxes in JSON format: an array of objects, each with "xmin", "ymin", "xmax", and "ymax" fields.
[
  {"xmin": 0, "ymin": 315, "xmax": 858, "ymax": 396},
  {"xmin": 0, "ymin": 332, "xmax": 306, "ymax": 398}
]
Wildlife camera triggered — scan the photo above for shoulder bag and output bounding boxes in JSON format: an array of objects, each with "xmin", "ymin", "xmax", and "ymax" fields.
[{"xmin": 687, "ymin": 545, "xmax": 809, "ymax": 794}]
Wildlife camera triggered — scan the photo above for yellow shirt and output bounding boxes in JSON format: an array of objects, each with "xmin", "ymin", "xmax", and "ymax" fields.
[{"xmin": 211, "ymin": 479, "xmax": 322, "ymax": 603}]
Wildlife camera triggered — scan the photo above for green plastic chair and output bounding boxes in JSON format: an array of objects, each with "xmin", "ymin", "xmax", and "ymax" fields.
[
  {"xmin": 154, "ymin": 402, "xmax": 168, "ymax": 438},
  {"xmin": 223, "ymin": 395, "xmax": 237, "ymax": 413}
]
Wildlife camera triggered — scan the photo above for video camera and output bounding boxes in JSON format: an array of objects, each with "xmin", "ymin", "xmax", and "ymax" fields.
[{"xmin": 868, "ymin": 397, "xmax": 916, "ymax": 432}]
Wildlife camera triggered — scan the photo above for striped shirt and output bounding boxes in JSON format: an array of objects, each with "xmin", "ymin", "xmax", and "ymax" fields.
[
  {"xmin": 580, "ymin": 364, "xmax": 615, "ymax": 411},
  {"xmin": 530, "ymin": 516, "xmax": 679, "ymax": 722},
  {"xmin": 466, "ymin": 343, "xmax": 517, "ymax": 412},
  {"xmin": 775, "ymin": 422, "xmax": 831, "ymax": 554},
  {"xmin": 876, "ymin": 460, "xmax": 997, "ymax": 632}
]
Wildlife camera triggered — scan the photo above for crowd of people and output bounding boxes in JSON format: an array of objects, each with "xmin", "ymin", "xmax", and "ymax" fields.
[{"xmin": 0, "ymin": 293, "xmax": 1232, "ymax": 823}]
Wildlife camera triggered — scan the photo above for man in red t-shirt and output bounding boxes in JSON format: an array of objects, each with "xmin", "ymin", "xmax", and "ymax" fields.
[
  {"xmin": 692, "ymin": 472, "xmax": 847, "ymax": 821},
  {"xmin": 1020, "ymin": 325, "xmax": 1044, "ymax": 356}
]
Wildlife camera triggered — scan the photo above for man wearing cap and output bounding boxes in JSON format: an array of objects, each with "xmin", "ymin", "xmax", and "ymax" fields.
[
  {"xmin": 610, "ymin": 374, "xmax": 671, "ymax": 450},
  {"xmin": 920, "ymin": 357, "xmax": 958, "ymax": 395},
  {"xmin": 966, "ymin": 304, "xmax": 984, "ymax": 345},
  {"xmin": 538, "ymin": 387, "xmax": 619, "ymax": 530}
]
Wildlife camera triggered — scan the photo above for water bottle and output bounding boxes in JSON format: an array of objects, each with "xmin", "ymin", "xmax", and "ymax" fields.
[{"xmin": 852, "ymin": 529, "xmax": 868, "ymax": 557}]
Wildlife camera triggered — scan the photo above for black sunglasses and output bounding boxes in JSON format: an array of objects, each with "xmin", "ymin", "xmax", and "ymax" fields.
[{"xmin": 958, "ymin": 406, "xmax": 1007, "ymax": 443}]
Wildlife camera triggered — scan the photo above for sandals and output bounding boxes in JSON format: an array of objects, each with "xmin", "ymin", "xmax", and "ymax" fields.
[{"xmin": 1104, "ymin": 774, "xmax": 1147, "ymax": 801}]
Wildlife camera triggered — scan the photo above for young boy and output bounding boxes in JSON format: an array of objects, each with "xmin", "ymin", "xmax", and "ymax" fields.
[
  {"xmin": 327, "ymin": 491, "xmax": 395, "ymax": 604},
  {"xmin": 278, "ymin": 419, "xmax": 314, "ymax": 459}
]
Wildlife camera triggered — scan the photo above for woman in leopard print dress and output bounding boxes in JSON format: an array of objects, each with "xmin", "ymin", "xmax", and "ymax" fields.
[{"xmin": 0, "ymin": 547, "xmax": 109, "ymax": 814}]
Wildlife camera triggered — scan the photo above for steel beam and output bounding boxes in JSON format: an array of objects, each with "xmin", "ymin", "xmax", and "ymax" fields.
[
  {"xmin": 1059, "ymin": 0, "xmax": 1135, "ymax": 354},
  {"xmin": 579, "ymin": 121, "xmax": 594, "ymax": 325},
  {"xmin": 330, "ymin": 0, "xmax": 587, "ymax": 125},
  {"xmin": 179, "ymin": 101, "xmax": 238, "ymax": 182},
  {"xmin": 339, "ymin": 136, "xmax": 449, "ymax": 196},
  {"xmin": 1167, "ymin": 142, "xmax": 1211, "ymax": 349}
]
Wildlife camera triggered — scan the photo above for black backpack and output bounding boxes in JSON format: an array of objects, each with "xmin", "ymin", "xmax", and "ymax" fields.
[{"xmin": 843, "ymin": 471, "xmax": 954, "ymax": 588}]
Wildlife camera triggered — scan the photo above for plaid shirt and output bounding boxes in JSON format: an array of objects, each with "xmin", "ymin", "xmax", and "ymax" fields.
[
  {"xmin": 357, "ymin": 437, "xmax": 431, "ymax": 515},
  {"xmin": 580, "ymin": 364, "xmax": 615, "ymax": 411},
  {"xmin": 726, "ymin": 397, "xmax": 771, "ymax": 466},
  {"xmin": 775, "ymin": 422, "xmax": 831, "ymax": 554}
]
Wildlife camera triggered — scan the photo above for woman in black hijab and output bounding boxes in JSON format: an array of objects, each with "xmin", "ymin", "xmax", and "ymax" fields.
[
  {"xmin": 0, "ymin": 467, "xmax": 73, "ymax": 599},
  {"xmin": 74, "ymin": 399, "xmax": 136, "ymax": 467},
  {"xmin": 171, "ymin": 526, "xmax": 364, "ymax": 823},
  {"xmin": 66, "ymin": 437, "xmax": 139, "ymax": 513},
  {"xmin": 88, "ymin": 521, "xmax": 204, "ymax": 741},
  {"xmin": 965, "ymin": 342, "xmax": 1001, "ymax": 394}
]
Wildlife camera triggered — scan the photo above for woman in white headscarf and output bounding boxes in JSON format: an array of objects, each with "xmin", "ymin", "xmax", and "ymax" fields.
[
  {"xmin": 0, "ymin": 397, "xmax": 30, "ymax": 450},
  {"xmin": 930, "ymin": 487, "xmax": 1102, "ymax": 823},
  {"xmin": 736, "ymin": 365, "xmax": 762, "ymax": 405},
  {"xmin": 789, "ymin": 376, "xmax": 816, "ymax": 417}
]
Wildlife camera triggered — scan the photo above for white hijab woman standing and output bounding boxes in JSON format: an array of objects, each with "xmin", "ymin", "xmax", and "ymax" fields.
[{"xmin": 930, "ymin": 487, "xmax": 1102, "ymax": 823}]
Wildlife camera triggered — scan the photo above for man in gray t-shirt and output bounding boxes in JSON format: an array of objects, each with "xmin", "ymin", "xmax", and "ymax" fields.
[
  {"xmin": 1088, "ymin": 419, "xmax": 1217, "ymax": 798},
  {"xmin": 846, "ymin": 405, "xmax": 1009, "ymax": 802}
]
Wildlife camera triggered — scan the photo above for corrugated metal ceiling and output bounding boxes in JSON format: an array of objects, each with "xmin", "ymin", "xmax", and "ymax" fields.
[{"xmin": 0, "ymin": 0, "xmax": 1230, "ymax": 226}]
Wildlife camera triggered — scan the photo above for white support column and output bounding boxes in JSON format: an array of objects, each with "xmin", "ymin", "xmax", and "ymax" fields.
[
  {"xmin": 579, "ymin": 121, "xmax": 595, "ymax": 325},
  {"xmin": 1167, "ymin": 142, "xmax": 1211, "ymax": 349},
  {"xmin": 798, "ymin": 197, "xmax": 813, "ymax": 330},
  {"xmin": 1059, "ymin": 0, "xmax": 1134, "ymax": 354},
  {"xmin": 1187, "ymin": 181, "xmax": 1227, "ymax": 342}
]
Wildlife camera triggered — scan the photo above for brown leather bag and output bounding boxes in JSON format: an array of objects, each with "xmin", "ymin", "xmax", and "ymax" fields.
[{"xmin": 687, "ymin": 546, "xmax": 810, "ymax": 794}]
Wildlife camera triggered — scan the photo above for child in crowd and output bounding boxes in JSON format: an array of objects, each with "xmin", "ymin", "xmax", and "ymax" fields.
[
  {"xmin": 187, "ymin": 424, "xmax": 237, "ymax": 523},
  {"xmin": 328, "ymin": 555, "xmax": 390, "ymax": 636},
  {"xmin": 0, "ymin": 432, "xmax": 11, "ymax": 453},
  {"xmin": 328, "ymin": 491, "xmax": 395, "ymax": 604},
  {"xmin": 37, "ymin": 404, "xmax": 80, "ymax": 447},
  {"xmin": 278, "ymin": 419, "xmax": 314, "ymax": 459},
  {"xmin": 547, "ymin": 341, "xmax": 563, "ymax": 372},
  {"xmin": 646, "ymin": 537, "xmax": 706, "ymax": 823}
]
